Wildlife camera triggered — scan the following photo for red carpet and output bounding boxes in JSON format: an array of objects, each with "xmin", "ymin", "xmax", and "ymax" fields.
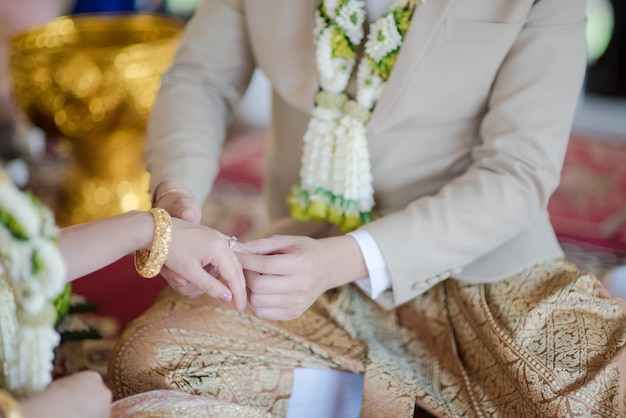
[
  {"xmin": 71, "ymin": 255, "xmax": 167, "ymax": 331},
  {"xmin": 548, "ymin": 134, "xmax": 626, "ymax": 245}
]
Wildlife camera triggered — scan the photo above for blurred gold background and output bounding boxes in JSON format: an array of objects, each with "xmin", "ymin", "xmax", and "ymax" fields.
[{"xmin": 9, "ymin": 13, "xmax": 182, "ymax": 225}]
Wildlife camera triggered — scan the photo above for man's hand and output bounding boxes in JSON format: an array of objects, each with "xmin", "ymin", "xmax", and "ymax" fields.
[{"xmin": 237, "ymin": 235, "xmax": 365, "ymax": 320}]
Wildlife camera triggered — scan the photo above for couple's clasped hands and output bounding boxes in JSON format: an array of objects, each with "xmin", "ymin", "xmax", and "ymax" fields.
[{"xmin": 155, "ymin": 183, "xmax": 361, "ymax": 320}]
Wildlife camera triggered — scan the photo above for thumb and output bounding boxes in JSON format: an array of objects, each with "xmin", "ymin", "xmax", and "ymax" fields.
[
  {"xmin": 177, "ymin": 206, "xmax": 200, "ymax": 223},
  {"xmin": 156, "ymin": 193, "xmax": 201, "ymax": 224}
]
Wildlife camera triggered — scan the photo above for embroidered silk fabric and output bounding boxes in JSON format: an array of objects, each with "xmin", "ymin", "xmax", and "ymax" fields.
[{"xmin": 109, "ymin": 259, "xmax": 626, "ymax": 417}]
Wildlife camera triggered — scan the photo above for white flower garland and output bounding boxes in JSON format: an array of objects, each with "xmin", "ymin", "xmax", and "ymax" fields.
[
  {"xmin": 0, "ymin": 172, "xmax": 67, "ymax": 397},
  {"xmin": 289, "ymin": 0, "xmax": 421, "ymax": 231}
]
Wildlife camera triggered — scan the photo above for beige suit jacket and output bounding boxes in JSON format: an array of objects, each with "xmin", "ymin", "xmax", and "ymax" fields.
[{"xmin": 146, "ymin": 0, "xmax": 588, "ymax": 307}]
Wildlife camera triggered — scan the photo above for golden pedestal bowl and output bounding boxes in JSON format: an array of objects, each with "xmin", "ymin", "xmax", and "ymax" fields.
[{"xmin": 9, "ymin": 14, "xmax": 183, "ymax": 225}]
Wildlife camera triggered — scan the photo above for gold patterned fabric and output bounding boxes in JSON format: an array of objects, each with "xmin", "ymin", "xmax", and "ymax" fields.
[
  {"xmin": 109, "ymin": 259, "xmax": 626, "ymax": 417},
  {"xmin": 109, "ymin": 389, "xmax": 274, "ymax": 417}
]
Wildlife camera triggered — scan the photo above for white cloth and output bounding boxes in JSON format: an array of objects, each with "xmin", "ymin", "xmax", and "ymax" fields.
[
  {"xmin": 286, "ymin": 368, "xmax": 364, "ymax": 418},
  {"xmin": 348, "ymin": 229, "xmax": 392, "ymax": 300}
]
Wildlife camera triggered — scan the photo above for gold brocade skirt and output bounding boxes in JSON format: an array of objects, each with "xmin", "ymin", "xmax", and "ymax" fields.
[{"xmin": 108, "ymin": 259, "xmax": 626, "ymax": 417}]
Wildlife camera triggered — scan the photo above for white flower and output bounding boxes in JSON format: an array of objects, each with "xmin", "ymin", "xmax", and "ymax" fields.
[
  {"xmin": 301, "ymin": 104, "xmax": 343, "ymax": 192},
  {"xmin": 17, "ymin": 323, "xmax": 59, "ymax": 393},
  {"xmin": 355, "ymin": 59, "xmax": 384, "ymax": 110},
  {"xmin": 0, "ymin": 174, "xmax": 64, "ymax": 396},
  {"xmin": 313, "ymin": 10, "xmax": 327, "ymax": 39},
  {"xmin": 365, "ymin": 13, "xmax": 403, "ymax": 62},
  {"xmin": 335, "ymin": 1, "xmax": 366, "ymax": 45},
  {"xmin": 297, "ymin": 0, "xmax": 411, "ymax": 226},
  {"xmin": 316, "ymin": 28, "xmax": 353, "ymax": 93},
  {"xmin": 31, "ymin": 238, "xmax": 66, "ymax": 301},
  {"xmin": 39, "ymin": 206, "xmax": 59, "ymax": 241},
  {"xmin": 0, "ymin": 183, "xmax": 41, "ymax": 238},
  {"xmin": 20, "ymin": 291, "xmax": 46, "ymax": 316},
  {"xmin": 0, "ymin": 231, "xmax": 33, "ymax": 285},
  {"xmin": 323, "ymin": 0, "xmax": 340, "ymax": 19}
]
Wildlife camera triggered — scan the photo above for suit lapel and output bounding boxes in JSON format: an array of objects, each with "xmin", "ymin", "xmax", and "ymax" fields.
[{"xmin": 367, "ymin": 0, "xmax": 456, "ymax": 134}]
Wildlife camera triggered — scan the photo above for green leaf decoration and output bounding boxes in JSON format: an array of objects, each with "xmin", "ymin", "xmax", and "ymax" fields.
[
  {"xmin": 53, "ymin": 283, "xmax": 72, "ymax": 326},
  {"xmin": 0, "ymin": 208, "xmax": 29, "ymax": 240},
  {"xmin": 331, "ymin": 27, "xmax": 355, "ymax": 59}
]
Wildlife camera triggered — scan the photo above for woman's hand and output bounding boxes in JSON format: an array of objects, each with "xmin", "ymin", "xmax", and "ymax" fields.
[
  {"xmin": 20, "ymin": 371, "xmax": 111, "ymax": 418},
  {"xmin": 152, "ymin": 181, "xmax": 206, "ymax": 297},
  {"xmin": 237, "ymin": 235, "xmax": 366, "ymax": 320},
  {"xmin": 166, "ymin": 219, "xmax": 247, "ymax": 312}
]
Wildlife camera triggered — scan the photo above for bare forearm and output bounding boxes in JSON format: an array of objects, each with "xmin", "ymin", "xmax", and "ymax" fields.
[{"xmin": 59, "ymin": 211, "xmax": 154, "ymax": 281}]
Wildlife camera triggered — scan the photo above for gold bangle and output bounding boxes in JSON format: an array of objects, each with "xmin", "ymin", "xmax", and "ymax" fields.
[
  {"xmin": 0, "ymin": 390, "xmax": 23, "ymax": 418},
  {"xmin": 134, "ymin": 208, "xmax": 173, "ymax": 278},
  {"xmin": 153, "ymin": 188, "xmax": 193, "ymax": 208}
]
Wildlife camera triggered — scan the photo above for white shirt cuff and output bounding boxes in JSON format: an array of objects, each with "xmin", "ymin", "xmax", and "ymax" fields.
[{"xmin": 347, "ymin": 229, "xmax": 392, "ymax": 300}]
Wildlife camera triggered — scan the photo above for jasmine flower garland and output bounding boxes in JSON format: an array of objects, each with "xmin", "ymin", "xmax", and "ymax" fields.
[
  {"xmin": 288, "ymin": 0, "xmax": 421, "ymax": 232},
  {"xmin": 0, "ymin": 172, "xmax": 68, "ymax": 397}
]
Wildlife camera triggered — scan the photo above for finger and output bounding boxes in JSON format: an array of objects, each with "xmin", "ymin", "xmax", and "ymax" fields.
[
  {"xmin": 243, "ymin": 268, "xmax": 261, "ymax": 282},
  {"xmin": 160, "ymin": 268, "xmax": 193, "ymax": 290},
  {"xmin": 248, "ymin": 292, "xmax": 298, "ymax": 309},
  {"xmin": 184, "ymin": 265, "xmax": 237, "ymax": 304},
  {"xmin": 177, "ymin": 282, "xmax": 206, "ymax": 298},
  {"xmin": 171, "ymin": 276, "xmax": 191, "ymax": 287},
  {"xmin": 246, "ymin": 274, "xmax": 292, "ymax": 295},
  {"xmin": 213, "ymin": 251, "xmax": 248, "ymax": 312},
  {"xmin": 237, "ymin": 235, "xmax": 292, "ymax": 255},
  {"xmin": 160, "ymin": 266, "xmax": 189, "ymax": 284},
  {"xmin": 238, "ymin": 252, "xmax": 290, "ymax": 276},
  {"xmin": 155, "ymin": 193, "xmax": 201, "ymax": 223},
  {"xmin": 177, "ymin": 206, "xmax": 199, "ymax": 223},
  {"xmin": 249, "ymin": 306, "xmax": 301, "ymax": 321}
]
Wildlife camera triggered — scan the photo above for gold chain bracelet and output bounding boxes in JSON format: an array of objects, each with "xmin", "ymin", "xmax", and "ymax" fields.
[
  {"xmin": 134, "ymin": 208, "xmax": 172, "ymax": 278},
  {"xmin": 0, "ymin": 390, "xmax": 23, "ymax": 418}
]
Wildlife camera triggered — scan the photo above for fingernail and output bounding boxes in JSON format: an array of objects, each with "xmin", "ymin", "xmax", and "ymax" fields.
[
  {"xmin": 239, "ymin": 300, "xmax": 247, "ymax": 311},
  {"xmin": 221, "ymin": 292, "xmax": 232, "ymax": 303}
]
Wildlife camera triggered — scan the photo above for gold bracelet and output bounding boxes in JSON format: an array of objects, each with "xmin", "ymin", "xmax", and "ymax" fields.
[
  {"xmin": 134, "ymin": 208, "xmax": 173, "ymax": 278},
  {"xmin": 0, "ymin": 390, "xmax": 23, "ymax": 418},
  {"xmin": 153, "ymin": 188, "xmax": 193, "ymax": 208}
]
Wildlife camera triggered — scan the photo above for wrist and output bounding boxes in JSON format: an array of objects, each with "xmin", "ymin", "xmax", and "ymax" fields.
[
  {"xmin": 122, "ymin": 210, "xmax": 156, "ymax": 251},
  {"xmin": 133, "ymin": 208, "xmax": 173, "ymax": 278},
  {"xmin": 153, "ymin": 180, "xmax": 193, "ymax": 205},
  {"xmin": 322, "ymin": 235, "xmax": 368, "ymax": 289}
]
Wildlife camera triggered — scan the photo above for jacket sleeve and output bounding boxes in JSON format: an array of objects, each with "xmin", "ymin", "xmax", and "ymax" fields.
[
  {"xmin": 145, "ymin": 0, "xmax": 255, "ymax": 203},
  {"xmin": 362, "ymin": 0, "xmax": 588, "ymax": 306}
]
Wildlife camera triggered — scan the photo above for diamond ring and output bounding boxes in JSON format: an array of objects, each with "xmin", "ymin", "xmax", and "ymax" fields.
[{"xmin": 228, "ymin": 236, "xmax": 238, "ymax": 249}]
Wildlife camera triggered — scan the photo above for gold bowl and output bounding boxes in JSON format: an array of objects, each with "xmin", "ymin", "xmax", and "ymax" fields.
[{"xmin": 9, "ymin": 14, "xmax": 183, "ymax": 225}]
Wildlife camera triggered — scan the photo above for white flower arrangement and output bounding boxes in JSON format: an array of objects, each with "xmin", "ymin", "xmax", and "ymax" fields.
[
  {"xmin": 365, "ymin": 13, "xmax": 403, "ymax": 62},
  {"xmin": 335, "ymin": 1, "xmax": 366, "ymax": 45},
  {"xmin": 289, "ymin": 0, "xmax": 419, "ymax": 231},
  {"xmin": 0, "ymin": 172, "xmax": 67, "ymax": 397}
]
